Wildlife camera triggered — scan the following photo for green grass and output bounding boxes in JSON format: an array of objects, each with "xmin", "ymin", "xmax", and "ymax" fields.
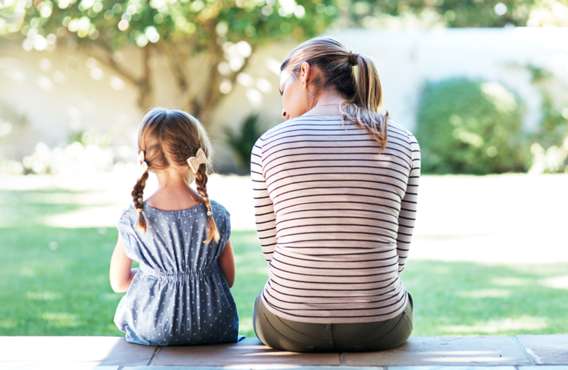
[{"xmin": 1, "ymin": 189, "xmax": 567, "ymax": 338}]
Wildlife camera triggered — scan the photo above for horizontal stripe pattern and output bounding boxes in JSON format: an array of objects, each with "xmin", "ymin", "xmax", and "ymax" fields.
[{"xmin": 251, "ymin": 115, "xmax": 421, "ymax": 323}]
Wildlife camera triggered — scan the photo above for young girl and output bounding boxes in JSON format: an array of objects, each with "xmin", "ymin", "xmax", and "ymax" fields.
[{"xmin": 110, "ymin": 108, "xmax": 239, "ymax": 346}]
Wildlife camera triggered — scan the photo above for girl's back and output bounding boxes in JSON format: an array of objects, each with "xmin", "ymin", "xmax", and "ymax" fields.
[
  {"xmin": 114, "ymin": 200, "xmax": 237, "ymax": 346},
  {"xmin": 110, "ymin": 108, "xmax": 239, "ymax": 346}
]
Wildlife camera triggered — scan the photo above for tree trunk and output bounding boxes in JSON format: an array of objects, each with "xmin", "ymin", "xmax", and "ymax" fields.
[{"xmin": 137, "ymin": 45, "xmax": 153, "ymax": 110}]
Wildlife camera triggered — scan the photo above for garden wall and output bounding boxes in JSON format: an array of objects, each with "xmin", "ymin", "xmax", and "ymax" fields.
[{"xmin": 1, "ymin": 27, "xmax": 567, "ymax": 171}]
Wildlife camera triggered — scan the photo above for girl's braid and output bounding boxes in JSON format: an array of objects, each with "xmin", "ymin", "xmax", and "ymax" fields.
[
  {"xmin": 194, "ymin": 164, "xmax": 220, "ymax": 243},
  {"xmin": 132, "ymin": 169, "xmax": 149, "ymax": 232}
]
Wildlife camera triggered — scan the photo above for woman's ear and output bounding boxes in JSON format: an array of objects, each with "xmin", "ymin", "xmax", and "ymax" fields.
[{"xmin": 300, "ymin": 62, "xmax": 311, "ymax": 90}]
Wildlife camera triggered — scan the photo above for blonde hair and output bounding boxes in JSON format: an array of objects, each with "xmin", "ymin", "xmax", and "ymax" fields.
[
  {"xmin": 281, "ymin": 36, "xmax": 388, "ymax": 150},
  {"xmin": 133, "ymin": 108, "xmax": 220, "ymax": 243}
]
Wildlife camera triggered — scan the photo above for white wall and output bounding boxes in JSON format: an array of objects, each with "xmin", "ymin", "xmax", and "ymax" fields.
[
  {"xmin": 1, "ymin": 27, "xmax": 567, "ymax": 170},
  {"xmin": 325, "ymin": 28, "xmax": 568, "ymax": 132}
]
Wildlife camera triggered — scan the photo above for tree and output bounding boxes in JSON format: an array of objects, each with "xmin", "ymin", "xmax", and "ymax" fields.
[
  {"xmin": 0, "ymin": 0, "xmax": 334, "ymax": 123},
  {"xmin": 336, "ymin": 0, "xmax": 568, "ymax": 29}
]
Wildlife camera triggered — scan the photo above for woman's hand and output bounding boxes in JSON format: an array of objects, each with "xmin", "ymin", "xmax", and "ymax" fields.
[
  {"xmin": 109, "ymin": 234, "xmax": 137, "ymax": 293},
  {"xmin": 218, "ymin": 240, "xmax": 236, "ymax": 288}
]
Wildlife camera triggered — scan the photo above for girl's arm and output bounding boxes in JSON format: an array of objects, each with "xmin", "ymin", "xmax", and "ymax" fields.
[
  {"xmin": 109, "ymin": 233, "xmax": 137, "ymax": 293},
  {"xmin": 218, "ymin": 240, "xmax": 235, "ymax": 288}
]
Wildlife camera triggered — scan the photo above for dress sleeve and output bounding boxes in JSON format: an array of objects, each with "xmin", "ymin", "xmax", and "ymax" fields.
[
  {"xmin": 251, "ymin": 136, "xmax": 277, "ymax": 264},
  {"xmin": 396, "ymin": 135, "xmax": 421, "ymax": 276},
  {"xmin": 116, "ymin": 207, "xmax": 142, "ymax": 262},
  {"xmin": 217, "ymin": 207, "xmax": 231, "ymax": 256}
]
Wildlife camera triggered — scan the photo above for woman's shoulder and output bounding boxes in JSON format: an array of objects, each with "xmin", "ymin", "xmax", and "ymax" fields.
[
  {"xmin": 387, "ymin": 120, "xmax": 418, "ymax": 145},
  {"xmin": 258, "ymin": 115, "xmax": 343, "ymax": 143}
]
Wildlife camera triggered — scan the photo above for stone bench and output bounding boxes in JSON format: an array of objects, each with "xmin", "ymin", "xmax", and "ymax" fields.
[{"xmin": 1, "ymin": 335, "xmax": 567, "ymax": 369}]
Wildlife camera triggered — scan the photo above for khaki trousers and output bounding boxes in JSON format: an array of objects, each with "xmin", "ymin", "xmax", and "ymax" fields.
[{"xmin": 253, "ymin": 292, "xmax": 414, "ymax": 352}]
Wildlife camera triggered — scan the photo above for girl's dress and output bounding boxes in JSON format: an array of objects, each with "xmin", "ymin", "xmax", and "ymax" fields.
[{"xmin": 113, "ymin": 200, "xmax": 239, "ymax": 346}]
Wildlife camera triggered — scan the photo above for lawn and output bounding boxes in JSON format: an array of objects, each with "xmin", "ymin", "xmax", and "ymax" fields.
[{"xmin": 1, "ymin": 188, "xmax": 567, "ymax": 338}]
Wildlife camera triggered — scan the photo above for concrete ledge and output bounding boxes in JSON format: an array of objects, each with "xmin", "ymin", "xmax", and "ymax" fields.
[{"xmin": 0, "ymin": 335, "xmax": 566, "ymax": 369}]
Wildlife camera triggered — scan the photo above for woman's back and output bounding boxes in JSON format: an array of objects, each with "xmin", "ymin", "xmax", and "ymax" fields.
[
  {"xmin": 114, "ymin": 200, "xmax": 238, "ymax": 346},
  {"xmin": 252, "ymin": 115, "xmax": 420, "ymax": 324}
]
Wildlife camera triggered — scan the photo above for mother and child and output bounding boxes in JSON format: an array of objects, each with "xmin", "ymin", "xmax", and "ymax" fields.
[{"xmin": 109, "ymin": 36, "xmax": 420, "ymax": 352}]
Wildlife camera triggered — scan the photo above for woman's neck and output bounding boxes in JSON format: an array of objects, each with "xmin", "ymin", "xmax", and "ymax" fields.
[
  {"xmin": 304, "ymin": 89, "xmax": 345, "ymax": 116},
  {"xmin": 145, "ymin": 167, "xmax": 201, "ymax": 211}
]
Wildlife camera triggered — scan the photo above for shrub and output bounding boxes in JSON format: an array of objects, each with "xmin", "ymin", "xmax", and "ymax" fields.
[
  {"xmin": 223, "ymin": 113, "xmax": 265, "ymax": 172},
  {"xmin": 415, "ymin": 78, "xmax": 529, "ymax": 174},
  {"xmin": 526, "ymin": 69, "xmax": 568, "ymax": 174}
]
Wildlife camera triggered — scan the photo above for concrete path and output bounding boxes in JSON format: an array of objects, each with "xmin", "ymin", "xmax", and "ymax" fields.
[{"xmin": 1, "ymin": 335, "xmax": 567, "ymax": 369}]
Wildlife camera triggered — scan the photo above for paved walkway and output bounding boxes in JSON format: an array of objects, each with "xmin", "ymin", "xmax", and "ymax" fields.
[{"xmin": 1, "ymin": 335, "xmax": 567, "ymax": 369}]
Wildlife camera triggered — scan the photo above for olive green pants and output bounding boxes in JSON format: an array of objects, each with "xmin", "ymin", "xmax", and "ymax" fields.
[{"xmin": 253, "ymin": 292, "xmax": 413, "ymax": 352}]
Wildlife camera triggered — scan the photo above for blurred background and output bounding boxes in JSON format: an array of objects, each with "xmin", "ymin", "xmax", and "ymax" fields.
[{"xmin": 0, "ymin": 0, "xmax": 567, "ymax": 338}]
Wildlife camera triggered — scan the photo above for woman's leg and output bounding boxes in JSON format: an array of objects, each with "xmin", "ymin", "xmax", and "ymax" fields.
[
  {"xmin": 331, "ymin": 292, "xmax": 414, "ymax": 352},
  {"xmin": 253, "ymin": 292, "xmax": 333, "ymax": 352}
]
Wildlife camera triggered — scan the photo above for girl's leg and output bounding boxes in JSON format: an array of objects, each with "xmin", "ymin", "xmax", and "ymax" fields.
[{"xmin": 253, "ymin": 292, "xmax": 333, "ymax": 352}]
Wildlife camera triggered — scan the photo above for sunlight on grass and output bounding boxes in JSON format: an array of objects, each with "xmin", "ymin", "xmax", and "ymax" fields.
[
  {"xmin": 0, "ymin": 319, "xmax": 17, "ymax": 329},
  {"xmin": 458, "ymin": 289, "xmax": 510, "ymax": 298},
  {"xmin": 1, "ymin": 187, "xmax": 567, "ymax": 338},
  {"xmin": 41, "ymin": 313, "xmax": 80, "ymax": 328},
  {"xmin": 440, "ymin": 315, "xmax": 548, "ymax": 334},
  {"xmin": 27, "ymin": 292, "xmax": 62, "ymax": 301},
  {"xmin": 541, "ymin": 275, "xmax": 568, "ymax": 289},
  {"xmin": 492, "ymin": 277, "xmax": 533, "ymax": 286}
]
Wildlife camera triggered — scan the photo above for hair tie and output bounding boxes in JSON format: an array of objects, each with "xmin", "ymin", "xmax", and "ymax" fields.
[
  {"xmin": 207, "ymin": 210, "xmax": 213, "ymax": 216},
  {"xmin": 136, "ymin": 208, "xmax": 143, "ymax": 213},
  {"xmin": 187, "ymin": 148, "xmax": 207, "ymax": 174},
  {"xmin": 348, "ymin": 51, "xmax": 359, "ymax": 66}
]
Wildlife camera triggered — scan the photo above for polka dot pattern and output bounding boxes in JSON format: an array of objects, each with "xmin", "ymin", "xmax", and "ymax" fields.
[{"xmin": 113, "ymin": 200, "xmax": 239, "ymax": 346}]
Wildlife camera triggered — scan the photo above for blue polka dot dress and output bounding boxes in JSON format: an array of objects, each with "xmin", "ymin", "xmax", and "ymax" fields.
[{"xmin": 113, "ymin": 200, "xmax": 239, "ymax": 346}]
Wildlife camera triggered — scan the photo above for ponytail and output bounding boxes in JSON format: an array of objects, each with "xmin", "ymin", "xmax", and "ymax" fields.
[
  {"xmin": 281, "ymin": 36, "xmax": 388, "ymax": 151},
  {"xmin": 132, "ymin": 169, "xmax": 149, "ymax": 233},
  {"xmin": 194, "ymin": 165, "xmax": 220, "ymax": 244},
  {"xmin": 341, "ymin": 52, "xmax": 388, "ymax": 151}
]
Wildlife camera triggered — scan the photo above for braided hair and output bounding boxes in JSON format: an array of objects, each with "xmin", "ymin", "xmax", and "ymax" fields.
[
  {"xmin": 132, "ymin": 108, "xmax": 219, "ymax": 243},
  {"xmin": 194, "ymin": 159, "xmax": 220, "ymax": 243}
]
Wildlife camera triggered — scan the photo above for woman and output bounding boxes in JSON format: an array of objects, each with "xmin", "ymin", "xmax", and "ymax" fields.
[{"xmin": 250, "ymin": 37, "xmax": 420, "ymax": 352}]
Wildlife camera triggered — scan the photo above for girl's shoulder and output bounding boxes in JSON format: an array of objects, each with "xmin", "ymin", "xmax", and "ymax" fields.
[
  {"xmin": 209, "ymin": 199, "xmax": 230, "ymax": 221},
  {"xmin": 119, "ymin": 204, "xmax": 136, "ymax": 221}
]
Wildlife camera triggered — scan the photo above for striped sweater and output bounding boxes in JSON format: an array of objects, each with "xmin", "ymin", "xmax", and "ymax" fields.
[{"xmin": 251, "ymin": 115, "xmax": 420, "ymax": 323}]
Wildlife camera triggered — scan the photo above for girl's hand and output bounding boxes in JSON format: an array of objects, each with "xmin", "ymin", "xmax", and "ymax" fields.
[
  {"xmin": 218, "ymin": 240, "xmax": 236, "ymax": 288},
  {"xmin": 110, "ymin": 234, "xmax": 137, "ymax": 293}
]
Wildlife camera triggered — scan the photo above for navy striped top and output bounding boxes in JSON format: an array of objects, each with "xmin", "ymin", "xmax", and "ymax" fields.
[{"xmin": 251, "ymin": 115, "xmax": 420, "ymax": 323}]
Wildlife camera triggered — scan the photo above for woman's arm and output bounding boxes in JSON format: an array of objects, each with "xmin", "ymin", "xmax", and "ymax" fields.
[
  {"xmin": 396, "ymin": 136, "xmax": 421, "ymax": 276},
  {"xmin": 251, "ymin": 137, "xmax": 278, "ymax": 264},
  {"xmin": 109, "ymin": 233, "xmax": 137, "ymax": 293},
  {"xmin": 218, "ymin": 240, "xmax": 235, "ymax": 287}
]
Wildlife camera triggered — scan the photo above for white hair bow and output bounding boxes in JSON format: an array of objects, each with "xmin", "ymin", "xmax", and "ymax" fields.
[
  {"xmin": 138, "ymin": 151, "xmax": 148, "ymax": 178},
  {"xmin": 187, "ymin": 148, "xmax": 207, "ymax": 174}
]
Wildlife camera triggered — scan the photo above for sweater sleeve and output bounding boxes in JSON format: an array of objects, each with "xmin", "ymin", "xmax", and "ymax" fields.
[
  {"xmin": 396, "ymin": 134, "xmax": 421, "ymax": 276},
  {"xmin": 251, "ymin": 136, "xmax": 277, "ymax": 264}
]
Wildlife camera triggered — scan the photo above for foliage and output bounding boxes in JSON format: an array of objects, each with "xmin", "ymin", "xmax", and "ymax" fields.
[
  {"xmin": 1, "ymin": 0, "xmax": 334, "ymax": 119},
  {"xmin": 337, "ymin": 0, "xmax": 568, "ymax": 28},
  {"xmin": 416, "ymin": 78, "xmax": 528, "ymax": 175},
  {"xmin": 532, "ymin": 92, "xmax": 568, "ymax": 151},
  {"xmin": 2, "ymin": 188, "xmax": 568, "ymax": 337},
  {"xmin": 223, "ymin": 113, "xmax": 265, "ymax": 172},
  {"xmin": 526, "ymin": 66, "xmax": 568, "ymax": 174}
]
